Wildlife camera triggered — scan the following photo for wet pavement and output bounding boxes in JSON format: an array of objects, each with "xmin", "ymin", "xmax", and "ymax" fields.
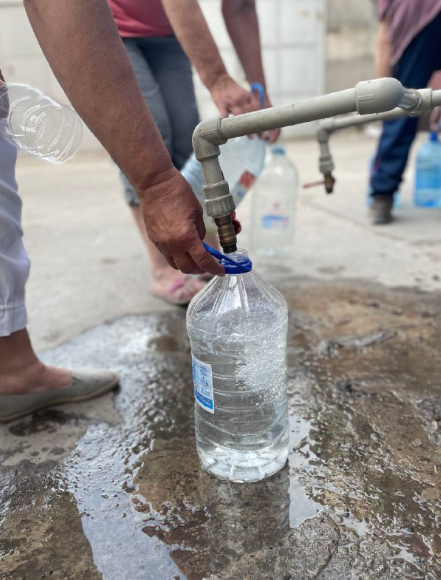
[{"xmin": 1, "ymin": 279, "xmax": 441, "ymax": 580}]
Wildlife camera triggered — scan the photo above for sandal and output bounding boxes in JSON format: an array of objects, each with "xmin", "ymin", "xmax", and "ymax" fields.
[{"xmin": 152, "ymin": 276, "xmax": 206, "ymax": 307}]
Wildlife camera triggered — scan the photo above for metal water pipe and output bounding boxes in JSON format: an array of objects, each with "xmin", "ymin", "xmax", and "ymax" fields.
[{"xmin": 193, "ymin": 78, "xmax": 427, "ymax": 253}]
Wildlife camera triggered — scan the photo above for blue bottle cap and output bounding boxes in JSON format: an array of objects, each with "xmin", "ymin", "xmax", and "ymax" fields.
[
  {"xmin": 430, "ymin": 131, "xmax": 439, "ymax": 143},
  {"xmin": 271, "ymin": 145, "xmax": 286, "ymax": 155},
  {"xmin": 203, "ymin": 243, "xmax": 252, "ymax": 275}
]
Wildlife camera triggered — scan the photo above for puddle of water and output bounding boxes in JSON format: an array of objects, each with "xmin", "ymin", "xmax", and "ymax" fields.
[{"xmin": 2, "ymin": 280, "xmax": 441, "ymax": 579}]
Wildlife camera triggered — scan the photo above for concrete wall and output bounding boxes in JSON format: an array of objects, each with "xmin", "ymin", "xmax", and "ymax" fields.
[{"xmin": 326, "ymin": 0, "xmax": 377, "ymax": 93}]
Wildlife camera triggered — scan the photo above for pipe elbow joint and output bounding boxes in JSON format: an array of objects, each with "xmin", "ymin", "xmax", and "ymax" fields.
[
  {"xmin": 355, "ymin": 77, "xmax": 404, "ymax": 115},
  {"xmin": 192, "ymin": 118, "xmax": 226, "ymax": 161}
]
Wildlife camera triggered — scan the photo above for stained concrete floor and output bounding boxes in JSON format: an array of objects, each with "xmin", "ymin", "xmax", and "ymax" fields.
[{"xmin": 1, "ymin": 131, "xmax": 441, "ymax": 579}]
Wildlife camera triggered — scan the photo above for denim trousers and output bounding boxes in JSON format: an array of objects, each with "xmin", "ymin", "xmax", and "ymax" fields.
[
  {"xmin": 371, "ymin": 11, "xmax": 441, "ymax": 196},
  {"xmin": 120, "ymin": 35, "xmax": 200, "ymax": 205}
]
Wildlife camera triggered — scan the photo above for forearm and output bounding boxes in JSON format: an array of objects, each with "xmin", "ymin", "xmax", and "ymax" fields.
[
  {"xmin": 222, "ymin": 0, "xmax": 266, "ymax": 89},
  {"xmin": 161, "ymin": 0, "xmax": 228, "ymax": 89},
  {"xmin": 23, "ymin": 0, "xmax": 173, "ymax": 192},
  {"xmin": 376, "ymin": 18, "xmax": 392, "ymax": 78}
]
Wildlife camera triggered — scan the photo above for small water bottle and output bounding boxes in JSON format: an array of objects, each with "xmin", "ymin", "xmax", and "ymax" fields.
[
  {"xmin": 414, "ymin": 131, "xmax": 441, "ymax": 207},
  {"xmin": 187, "ymin": 249, "xmax": 289, "ymax": 483},
  {"xmin": 181, "ymin": 136, "xmax": 266, "ymax": 208},
  {"xmin": 0, "ymin": 83, "xmax": 82, "ymax": 163},
  {"xmin": 249, "ymin": 145, "xmax": 298, "ymax": 263}
]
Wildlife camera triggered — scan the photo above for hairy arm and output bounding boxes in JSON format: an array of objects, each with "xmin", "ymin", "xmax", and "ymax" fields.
[{"xmin": 22, "ymin": 0, "xmax": 223, "ymax": 276}]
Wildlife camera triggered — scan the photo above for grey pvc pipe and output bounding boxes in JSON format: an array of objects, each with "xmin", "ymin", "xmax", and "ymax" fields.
[{"xmin": 220, "ymin": 89, "xmax": 357, "ymax": 139}]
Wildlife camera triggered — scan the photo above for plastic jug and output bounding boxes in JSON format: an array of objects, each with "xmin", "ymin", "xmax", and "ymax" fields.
[
  {"xmin": 0, "ymin": 83, "xmax": 83, "ymax": 163},
  {"xmin": 181, "ymin": 136, "xmax": 266, "ymax": 209},
  {"xmin": 249, "ymin": 145, "xmax": 298, "ymax": 262},
  {"xmin": 414, "ymin": 131, "xmax": 441, "ymax": 207},
  {"xmin": 187, "ymin": 249, "xmax": 290, "ymax": 483}
]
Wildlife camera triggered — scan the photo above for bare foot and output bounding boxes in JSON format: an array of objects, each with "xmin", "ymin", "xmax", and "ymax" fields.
[{"xmin": 151, "ymin": 269, "xmax": 206, "ymax": 306}]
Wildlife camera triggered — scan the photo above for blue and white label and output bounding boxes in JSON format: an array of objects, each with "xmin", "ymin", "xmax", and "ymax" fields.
[{"xmin": 192, "ymin": 355, "xmax": 214, "ymax": 413}]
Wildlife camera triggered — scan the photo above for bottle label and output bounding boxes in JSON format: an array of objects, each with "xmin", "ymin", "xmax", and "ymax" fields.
[
  {"xmin": 262, "ymin": 214, "xmax": 289, "ymax": 229},
  {"xmin": 192, "ymin": 355, "xmax": 214, "ymax": 413},
  {"xmin": 232, "ymin": 171, "xmax": 257, "ymax": 202}
]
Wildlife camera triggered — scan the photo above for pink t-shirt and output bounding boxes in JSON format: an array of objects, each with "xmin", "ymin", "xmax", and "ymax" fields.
[
  {"xmin": 108, "ymin": 0, "xmax": 173, "ymax": 37},
  {"xmin": 378, "ymin": 0, "xmax": 441, "ymax": 65}
]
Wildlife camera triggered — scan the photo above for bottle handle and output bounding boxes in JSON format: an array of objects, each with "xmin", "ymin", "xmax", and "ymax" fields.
[
  {"xmin": 203, "ymin": 243, "xmax": 252, "ymax": 274},
  {"xmin": 250, "ymin": 83, "xmax": 265, "ymax": 107}
]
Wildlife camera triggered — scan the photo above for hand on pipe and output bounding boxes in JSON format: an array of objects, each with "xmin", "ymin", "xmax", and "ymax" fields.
[{"xmin": 140, "ymin": 168, "xmax": 225, "ymax": 277}]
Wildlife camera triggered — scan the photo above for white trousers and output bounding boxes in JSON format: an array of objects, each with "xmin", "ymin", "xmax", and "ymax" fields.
[{"xmin": 0, "ymin": 134, "xmax": 30, "ymax": 336}]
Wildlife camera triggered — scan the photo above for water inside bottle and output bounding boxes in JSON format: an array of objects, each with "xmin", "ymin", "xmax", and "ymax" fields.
[{"xmin": 188, "ymin": 263, "xmax": 289, "ymax": 483}]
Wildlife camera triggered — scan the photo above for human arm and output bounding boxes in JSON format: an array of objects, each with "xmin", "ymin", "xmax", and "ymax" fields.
[
  {"xmin": 160, "ymin": 0, "xmax": 259, "ymax": 117},
  {"xmin": 376, "ymin": 17, "xmax": 392, "ymax": 78},
  {"xmin": 222, "ymin": 0, "xmax": 280, "ymax": 142},
  {"xmin": 22, "ymin": 0, "xmax": 223, "ymax": 276}
]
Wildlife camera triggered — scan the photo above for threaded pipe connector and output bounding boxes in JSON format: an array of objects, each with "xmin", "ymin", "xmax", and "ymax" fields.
[{"xmin": 214, "ymin": 215, "xmax": 237, "ymax": 254}]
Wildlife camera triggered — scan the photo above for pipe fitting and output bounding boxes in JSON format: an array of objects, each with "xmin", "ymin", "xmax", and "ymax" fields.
[
  {"xmin": 192, "ymin": 118, "xmax": 225, "ymax": 161},
  {"xmin": 203, "ymin": 180, "xmax": 235, "ymax": 217},
  {"xmin": 355, "ymin": 78, "xmax": 404, "ymax": 115},
  {"xmin": 214, "ymin": 215, "xmax": 237, "ymax": 254}
]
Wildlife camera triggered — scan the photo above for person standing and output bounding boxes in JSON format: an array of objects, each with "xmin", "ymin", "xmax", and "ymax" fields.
[
  {"xmin": 108, "ymin": 0, "xmax": 279, "ymax": 304},
  {"xmin": 370, "ymin": 0, "xmax": 441, "ymax": 224}
]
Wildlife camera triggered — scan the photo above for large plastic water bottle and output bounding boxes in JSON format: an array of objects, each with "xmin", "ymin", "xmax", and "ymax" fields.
[
  {"xmin": 187, "ymin": 249, "xmax": 290, "ymax": 483},
  {"xmin": 0, "ymin": 83, "xmax": 83, "ymax": 163},
  {"xmin": 414, "ymin": 131, "xmax": 441, "ymax": 207},
  {"xmin": 249, "ymin": 145, "xmax": 298, "ymax": 261},
  {"xmin": 181, "ymin": 136, "xmax": 266, "ymax": 208}
]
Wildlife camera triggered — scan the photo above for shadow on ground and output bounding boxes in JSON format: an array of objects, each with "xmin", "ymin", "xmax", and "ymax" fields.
[{"xmin": 1, "ymin": 279, "xmax": 441, "ymax": 580}]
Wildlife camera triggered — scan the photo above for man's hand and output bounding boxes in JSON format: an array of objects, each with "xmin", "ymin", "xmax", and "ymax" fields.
[
  {"xmin": 209, "ymin": 74, "xmax": 260, "ymax": 117},
  {"xmin": 139, "ymin": 168, "xmax": 225, "ymax": 277},
  {"xmin": 210, "ymin": 76, "xmax": 281, "ymax": 142}
]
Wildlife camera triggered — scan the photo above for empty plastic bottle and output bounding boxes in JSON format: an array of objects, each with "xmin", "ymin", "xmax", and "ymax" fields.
[
  {"xmin": 187, "ymin": 249, "xmax": 290, "ymax": 483},
  {"xmin": 249, "ymin": 145, "xmax": 298, "ymax": 263},
  {"xmin": 0, "ymin": 83, "xmax": 82, "ymax": 163},
  {"xmin": 414, "ymin": 131, "xmax": 441, "ymax": 207},
  {"xmin": 181, "ymin": 135, "xmax": 266, "ymax": 208}
]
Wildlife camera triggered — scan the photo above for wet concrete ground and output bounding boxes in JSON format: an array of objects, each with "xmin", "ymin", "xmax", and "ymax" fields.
[{"xmin": 1, "ymin": 279, "xmax": 441, "ymax": 580}]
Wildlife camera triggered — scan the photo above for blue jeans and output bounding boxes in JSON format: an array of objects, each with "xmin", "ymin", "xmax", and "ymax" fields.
[
  {"xmin": 370, "ymin": 10, "xmax": 441, "ymax": 197},
  {"xmin": 120, "ymin": 35, "xmax": 200, "ymax": 205}
]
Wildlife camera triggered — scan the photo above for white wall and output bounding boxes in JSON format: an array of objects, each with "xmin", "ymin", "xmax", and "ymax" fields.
[{"xmin": 0, "ymin": 0, "xmax": 325, "ymax": 150}]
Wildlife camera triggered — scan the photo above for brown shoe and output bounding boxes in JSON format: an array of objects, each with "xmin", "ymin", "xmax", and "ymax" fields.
[{"xmin": 371, "ymin": 195, "xmax": 393, "ymax": 225}]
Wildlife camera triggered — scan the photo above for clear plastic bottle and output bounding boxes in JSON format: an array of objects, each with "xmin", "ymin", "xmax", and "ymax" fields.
[
  {"xmin": 249, "ymin": 145, "xmax": 298, "ymax": 262},
  {"xmin": 187, "ymin": 250, "xmax": 290, "ymax": 483},
  {"xmin": 181, "ymin": 135, "xmax": 266, "ymax": 208},
  {"xmin": 0, "ymin": 83, "xmax": 83, "ymax": 163},
  {"xmin": 414, "ymin": 131, "xmax": 441, "ymax": 208}
]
